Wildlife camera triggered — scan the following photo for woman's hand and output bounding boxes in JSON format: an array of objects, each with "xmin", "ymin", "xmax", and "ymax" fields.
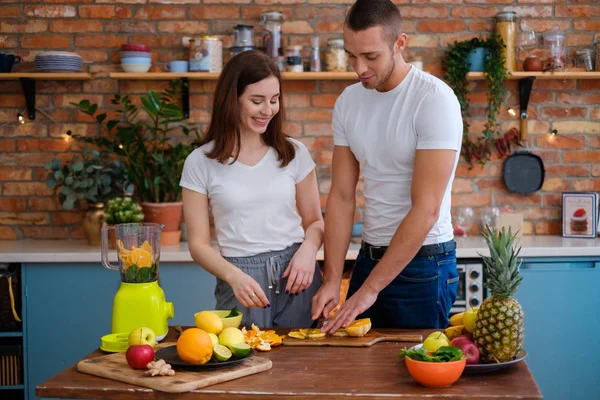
[
  {"xmin": 228, "ymin": 271, "xmax": 270, "ymax": 308},
  {"xmin": 282, "ymin": 243, "xmax": 318, "ymax": 295}
]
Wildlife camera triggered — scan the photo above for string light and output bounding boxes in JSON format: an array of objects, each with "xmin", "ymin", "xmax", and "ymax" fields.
[{"xmin": 507, "ymin": 108, "xmax": 517, "ymax": 117}]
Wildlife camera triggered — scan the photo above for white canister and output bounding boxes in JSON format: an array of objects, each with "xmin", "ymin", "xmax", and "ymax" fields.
[{"xmin": 189, "ymin": 36, "xmax": 223, "ymax": 73}]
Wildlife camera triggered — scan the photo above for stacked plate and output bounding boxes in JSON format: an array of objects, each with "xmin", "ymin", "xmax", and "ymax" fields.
[
  {"xmin": 121, "ymin": 44, "xmax": 152, "ymax": 73},
  {"xmin": 35, "ymin": 51, "xmax": 82, "ymax": 73}
]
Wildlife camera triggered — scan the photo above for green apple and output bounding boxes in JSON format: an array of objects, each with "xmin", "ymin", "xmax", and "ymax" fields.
[
  {"xmin": 128, "ymin": 327, "xmax": 156, "ymax": 348},
  {"xmin": 463, "ymin": 307, "xmax": 479, "ymax": 333},
  {"xmin": 423, "ymin": 331, "xmax": 450, "ymax": 352},
  {"xmin": 426, "ymin": 331, "xmax": 449, "ymax": 342},
  {"xmin": 208, "ymin": 333, "xmax": 219, "ymax": 346}
]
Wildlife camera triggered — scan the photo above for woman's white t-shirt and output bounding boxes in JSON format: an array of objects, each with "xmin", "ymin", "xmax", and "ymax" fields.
[{"xmin": 180, "ymin": 138, "xmax": 315, "ymax": 257}]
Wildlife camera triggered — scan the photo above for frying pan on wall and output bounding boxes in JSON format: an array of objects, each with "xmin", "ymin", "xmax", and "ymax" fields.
[
  {"xmin": 502, "ymin": 76, "xmax": 544, "ymax": 194},
  {"xmin": 503, "ymin": 149, "xmax": 545, "ymax": 194}
]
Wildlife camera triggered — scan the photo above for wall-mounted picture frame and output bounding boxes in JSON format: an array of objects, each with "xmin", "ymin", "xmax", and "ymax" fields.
[{"xmin": 562, "ymin": 192, "xmax": 598, "ymax": 238}]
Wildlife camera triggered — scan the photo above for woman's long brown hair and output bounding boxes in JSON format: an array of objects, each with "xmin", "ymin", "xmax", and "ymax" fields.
[{"xmin": 199, "ymin": 50, "xmax": 295, "ymax": 167}]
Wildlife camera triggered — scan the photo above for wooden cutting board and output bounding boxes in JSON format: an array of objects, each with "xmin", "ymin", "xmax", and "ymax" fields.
[
  {"xmin": 77, "ymin": 343, "xmax": 272, "ymax": 393},
  {"xmin": 282, "ymin": 330, "xmax": 422, "ymax": 347}
]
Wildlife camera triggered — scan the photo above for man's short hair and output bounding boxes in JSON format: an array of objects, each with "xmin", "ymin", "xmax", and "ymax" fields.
[{"xmin": 345, "ymin": 0, "xmax": 403, "ymax": 46}]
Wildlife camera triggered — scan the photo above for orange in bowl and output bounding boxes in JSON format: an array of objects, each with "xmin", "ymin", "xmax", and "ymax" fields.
[{"xmin": 405, "ymin": 356, "xmax": 466, "ymax": 388}]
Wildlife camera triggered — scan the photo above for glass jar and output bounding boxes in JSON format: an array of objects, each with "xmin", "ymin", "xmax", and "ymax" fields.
[
  {"xmin": 542, "ymin": 31, "xmax": 567, "ymax": 71},
  {"xmin": 260, "ymin": 11, "xmax": 284, "ymax": 58},
  {"xmin": 495, "ymin": 11, "xmax": 518, "ymax": 71},
  {"xmin": 326, "ymin": 38, "xmax": 347, "ymax": 72},
  {"xmin": 575, "ymin": 48, "xmax": 595, "ymax": 72}
]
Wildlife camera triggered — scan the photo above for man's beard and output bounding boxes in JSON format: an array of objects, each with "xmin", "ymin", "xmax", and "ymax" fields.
[{"xmin": 362, "ymin": 56, "xmax": 396, "ymax": 90}]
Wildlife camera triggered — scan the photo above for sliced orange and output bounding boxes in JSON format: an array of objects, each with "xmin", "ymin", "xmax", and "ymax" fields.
[
  {"xmin": 141, "ymin": 241, "xmax": 152, "ymax": 254},
  {"xmin": 287, "ymin": 331, "xmax": 306, "ymax": 340},
  {"xmin": 261, "ymin": 331, "xmax": 282, "ymax": 346},
  {"xmin": 345, "ymin": 318, "xmax": 372, "ymax": 337},
  {"xmin": 129, "ymin": 247, "xmax": 152, "ymax": 268},
  {"xmin": 332, "ymin": 328, "xmax": 349, "ymax": 337}
]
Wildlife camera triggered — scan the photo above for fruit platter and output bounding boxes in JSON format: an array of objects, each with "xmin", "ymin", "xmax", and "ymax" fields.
[{"xmin": 403, "ymin": 227, "xmax": 528, "ymax": 379}]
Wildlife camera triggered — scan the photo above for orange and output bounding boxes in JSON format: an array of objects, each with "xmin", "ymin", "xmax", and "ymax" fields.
[
  {"xmin": 345, "ymin": 318, "xmax": 372, "ymax": 337},
  {"xmin": 176, "ymin": 328, "xmax": 213, "ymax": 365},
  {"xmin": 129, "ymin": 247, "xmax": 152, "ymax": 268},
  {"xmin": 260, "ymin": 331, "xmax": 283, "ymax": 346}
]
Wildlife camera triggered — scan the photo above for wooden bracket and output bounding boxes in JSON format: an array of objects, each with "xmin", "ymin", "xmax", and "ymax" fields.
[
  {"xmin": 20, "ymin": 77, "xmax": 36, "ymax": 120},
  {"xmin": 181, "ymin": 77, "xmax": 189, "ymax": 119}
]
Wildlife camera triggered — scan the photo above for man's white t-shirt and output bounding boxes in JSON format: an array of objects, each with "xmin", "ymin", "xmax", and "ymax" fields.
[
  {"xmin": 332, "ymin": 67, "xmax": 462, "ymax": 246},
  {"xmin": 180, "ymin": 138, "xmax": 315, "ymax": 257}
]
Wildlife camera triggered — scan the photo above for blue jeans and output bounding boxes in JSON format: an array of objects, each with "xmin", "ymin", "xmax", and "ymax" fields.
[{"xmin": 347, "ymin": 248, "xmax": 458, "ymax": 329}]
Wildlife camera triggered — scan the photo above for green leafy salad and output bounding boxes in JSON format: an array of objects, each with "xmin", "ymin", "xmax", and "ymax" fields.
[{"xmin": 399, "ymin": 346, "xmax": 465, "ymax": 362}]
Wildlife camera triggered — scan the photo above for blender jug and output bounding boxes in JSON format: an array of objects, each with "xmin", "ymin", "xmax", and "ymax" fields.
[{"xmin": 101, "ymin": 223, "xmax": 174, "ymax": 341}]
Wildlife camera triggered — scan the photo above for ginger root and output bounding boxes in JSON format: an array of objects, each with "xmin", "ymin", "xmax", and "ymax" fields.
[{"xmin": 145, "ymin": 359, "xmax": 175, "ymax": 376}]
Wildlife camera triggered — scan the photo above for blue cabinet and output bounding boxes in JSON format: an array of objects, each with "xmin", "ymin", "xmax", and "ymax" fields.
[
  {"xmin": 516, "ymin": 257, "xmax": 600, "ymax": 400},
  {"xmin": 23, "ymin": 262, "xmax": 215, "ymax": 400}
]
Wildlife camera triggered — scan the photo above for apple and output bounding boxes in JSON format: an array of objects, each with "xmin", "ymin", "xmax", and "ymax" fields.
[
  {"xmin": 456, "ymin": 340, "xmax": 480, "ymax": 364},
  {"xmin": 125, "ymin": 344, "xmax": 155, "ymax": 369},
  {"xmin": 128, "ymin": 327, "xmax": 156, "ymax": 348},
  {"xmin": 450, "ymin": 333, "xmax": 473, "ymax": 348},
  {"xmin": 423, "ymin": 331, "xmax": 450, "ymax": 352}
]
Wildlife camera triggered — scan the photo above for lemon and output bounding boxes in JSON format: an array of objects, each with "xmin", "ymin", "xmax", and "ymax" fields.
[
  {"xmin": 195, "ymin": 311, "xmax": 224, "ymax": 335},
  {"xmin": 230, "ymin": 342, "xmax": 252, "ymax": 358},
  {"xmin": 212, "ymin": 344, "xmax": 232, "ymax": 362},
  {"xmin": 208, "ymin": 333, "xmax": 219, "ymax": 346},
  {"xmin": 218, "ymin": 327, "xmax": 246, "ymax": 350}
]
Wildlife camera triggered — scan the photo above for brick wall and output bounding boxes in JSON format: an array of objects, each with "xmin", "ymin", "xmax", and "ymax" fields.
[{"xmin": 0, "ymin": 0, "xmax": 599, "ymax": 240}]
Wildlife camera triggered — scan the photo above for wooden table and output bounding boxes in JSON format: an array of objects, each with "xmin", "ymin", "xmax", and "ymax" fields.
[{"xmin": 37, "ymin": 328, "xmax": 543, "ymax": 400}]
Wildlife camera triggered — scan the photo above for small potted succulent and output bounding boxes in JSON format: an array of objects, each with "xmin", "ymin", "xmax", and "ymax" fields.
[
  {"xmin": 45, "ymin": 148, "xmax": 131, "ymax": 245},
  {"xmin": 103, "ymin": 197, "xmax": 145, "ymax": 248}
]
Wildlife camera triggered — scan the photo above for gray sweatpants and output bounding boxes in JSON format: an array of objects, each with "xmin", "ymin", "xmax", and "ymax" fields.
[{"xmin": 215, "ymin": 242, "xmax": 322, "ymax": 328}]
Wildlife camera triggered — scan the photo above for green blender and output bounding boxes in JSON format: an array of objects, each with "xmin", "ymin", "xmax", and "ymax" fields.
[{"xmin": 101, "ymin": 223, "xmax": 174, "ymax": 347}]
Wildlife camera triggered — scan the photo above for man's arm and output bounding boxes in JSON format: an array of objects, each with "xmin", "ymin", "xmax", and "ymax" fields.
[
  {"xmin": 322, "ymin": 148, "xmax": 457, "ymax": 333},
  {"xmin": 312, "ymin": 145, "xmax": 360, "ymax": 320}
]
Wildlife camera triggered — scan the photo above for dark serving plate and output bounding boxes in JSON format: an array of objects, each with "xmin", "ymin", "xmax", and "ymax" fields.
[{"xmin": 154, "ymin": 345, "xmax": 253, "ymax": 371}]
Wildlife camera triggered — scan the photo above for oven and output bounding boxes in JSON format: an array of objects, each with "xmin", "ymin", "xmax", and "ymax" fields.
[{"xmin": 451, "ymin": 262, "xmax": 484, "ymax": 314}]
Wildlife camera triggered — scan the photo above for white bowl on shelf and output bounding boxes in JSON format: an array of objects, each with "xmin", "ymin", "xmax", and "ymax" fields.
[{"xmin": 121, "ymin": 63, "xmax": 151, "ymax": 73}]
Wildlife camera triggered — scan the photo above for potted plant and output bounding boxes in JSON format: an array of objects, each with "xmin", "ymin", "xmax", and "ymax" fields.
[
  {"xmin": 444, "ymin": 36, "xmax": 511, "ymax": 168},
  {"xmin": 45, "ymin": 148, "xmax": 130, "ymax": 245},
  {"xmin": 68, "ymin": 80, "xmax": 200, "ymax": 245},
  {"xmin": 103, "ymin": 197, "xmax": 145, "ymax": 248}
]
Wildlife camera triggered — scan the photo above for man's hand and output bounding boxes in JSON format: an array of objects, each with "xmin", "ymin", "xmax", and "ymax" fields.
[
  {"xmin": 321, "ymin": 287, "xmax": 377, "ymax": 334},
  {"xmin": 311, "ymin": 281, "xmax": 341, "ymax": 321}
]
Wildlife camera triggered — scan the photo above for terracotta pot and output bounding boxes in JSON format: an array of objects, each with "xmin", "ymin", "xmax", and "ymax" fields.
[
  {"xmin": 107, "ymin": 225, "xmax": 117, "ymax": 249},
  {"xmin": 140, "ymin": 202, "xmax": 183, "ymax": 231},
  {"xmin": 82, "ymin": 203, "xmax": 105, "ymax": 246},
  {"xmin": 141, "ymin": 202, "xmax": 183, "ymax": 245},
  {"xmin": 161, "ymin": 230, "xmax": 182, "ymax": 246}
]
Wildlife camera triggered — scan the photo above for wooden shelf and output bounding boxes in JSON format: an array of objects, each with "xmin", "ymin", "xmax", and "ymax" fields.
[
  {"xmin": 0, "ymin": 73, "xmax": 93, "ymax": 80},
  {"xmin": 468, "ymin": 71, "xmax": 600, "ymax": 80},
  {"xmin": 110, "ymin": 72, "xmax": 357, "ymax": 80}
]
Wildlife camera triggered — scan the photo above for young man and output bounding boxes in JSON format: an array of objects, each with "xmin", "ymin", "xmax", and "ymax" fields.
[{"xmin": 312, "ymin": 0, "xmax": 463, "ymax": 331}]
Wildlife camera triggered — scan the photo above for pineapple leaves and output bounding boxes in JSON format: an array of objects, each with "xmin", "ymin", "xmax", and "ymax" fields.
[{"xmin": 478, "ymin": 226, "xmax": 523, "ymax": 299}]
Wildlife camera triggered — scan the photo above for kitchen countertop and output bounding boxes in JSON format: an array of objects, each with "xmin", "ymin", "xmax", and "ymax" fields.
[
  {"xmin": 37, "ymin": 327, "xmax": 543, "ymax": 400},
  {"xmin": 0, "ymin": 235, "xmax": 599, "ymax": 264}
]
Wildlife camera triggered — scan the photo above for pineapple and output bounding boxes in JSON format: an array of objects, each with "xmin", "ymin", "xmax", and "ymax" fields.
[{"xmin": 473, "ymin": 226, "xmax": 524, "ymax": 363}]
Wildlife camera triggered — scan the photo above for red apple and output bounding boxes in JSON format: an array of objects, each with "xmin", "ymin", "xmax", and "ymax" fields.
[
  {"xmin": 457, "ymin": 340, "xmax": 480, "ymax": 365},
  {"xmin": 450, "ymin": 333, "xmax": 473, "ymax": 347},
  {"xmin": 125, "ymin": 344, "xmax": 155, "ymax": 369},
  {"xmin": 450, "ymin": 336, "xmax": 471, "ymax": 348}
]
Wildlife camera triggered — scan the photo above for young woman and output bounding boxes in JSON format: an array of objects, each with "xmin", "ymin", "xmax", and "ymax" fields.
[{"xmin": 181, "ymin": 50, "xmax": 324, "ymax": 328}]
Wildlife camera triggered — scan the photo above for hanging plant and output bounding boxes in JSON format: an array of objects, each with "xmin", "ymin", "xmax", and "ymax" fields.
[{"xmin": 444, "ymin": 36, "xmax": 509, "ymax": 167}]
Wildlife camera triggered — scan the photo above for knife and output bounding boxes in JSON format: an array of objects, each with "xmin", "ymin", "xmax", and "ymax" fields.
[
  {"xmin": 309, "ymin": 319, "xmax": 319, "ymax": 330},
  {"xmin": 518, "ymin": 76, "xmax": 536, "ymax": 142}
]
